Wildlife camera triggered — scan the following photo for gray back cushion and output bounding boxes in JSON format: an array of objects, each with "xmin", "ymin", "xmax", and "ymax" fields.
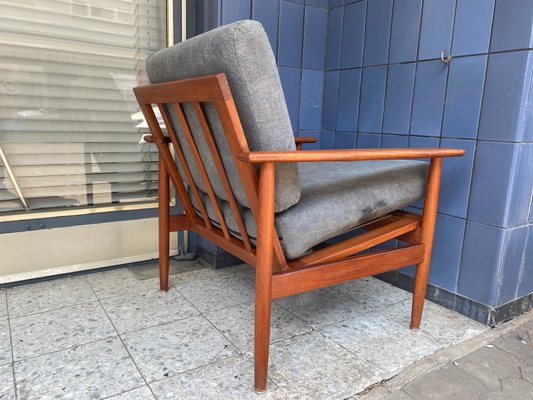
[{"xmin": 146, "ymin": 20, "xmax": 300, "ymax": 212}]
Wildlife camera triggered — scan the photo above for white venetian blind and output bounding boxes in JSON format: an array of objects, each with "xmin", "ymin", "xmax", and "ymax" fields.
[{"xmin": 0, "ymin": 0, "xmax": 167, "ymax": 214}]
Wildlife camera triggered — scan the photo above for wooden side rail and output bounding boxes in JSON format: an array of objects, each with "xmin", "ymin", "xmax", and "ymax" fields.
[
  {"xmin": 273, "ymin": 245, "xmax": 425, "ymax": 299},
  {"xmin": 238, "ymin": 148, "xmax": 465, "ymax": 163}
]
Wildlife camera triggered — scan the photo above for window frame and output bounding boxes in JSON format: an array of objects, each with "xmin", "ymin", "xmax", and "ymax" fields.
[{"xmin": 0, "ymin": 0, "xmax": 184, "ymax": 224}]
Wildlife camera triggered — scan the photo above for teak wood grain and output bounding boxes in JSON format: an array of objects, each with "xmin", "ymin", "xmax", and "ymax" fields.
[{"xmin": 133, "ymin": 73, "xmax": 464, "ymax": 393}]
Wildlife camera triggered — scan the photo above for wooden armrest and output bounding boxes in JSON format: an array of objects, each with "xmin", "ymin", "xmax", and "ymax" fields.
[
  {"xmin": 237, "ymin": 148, "xmax": 465, "ymax": 163},
  {"xmin": 294, "ymin": 136, "xmax": 318, "ymax": 150}
]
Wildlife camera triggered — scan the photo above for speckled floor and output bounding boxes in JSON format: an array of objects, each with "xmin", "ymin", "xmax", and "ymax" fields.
[{"xmin": 0, "ymin": 261, "xmax": 486, "ymax": 400}]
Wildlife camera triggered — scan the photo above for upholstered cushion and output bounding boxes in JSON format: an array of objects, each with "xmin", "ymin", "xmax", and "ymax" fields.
[
  {"xmin": 193, "ymin": 160, "xmax": 429, "ymax": 260},
  {"xmin": 146, "ymin": 20, "xmax": 300, "ymax": 212}
]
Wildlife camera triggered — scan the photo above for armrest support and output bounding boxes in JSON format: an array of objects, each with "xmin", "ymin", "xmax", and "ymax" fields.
[{"xmin": 238, "ymin": 148, "xmax": 465, "ymax": 163}]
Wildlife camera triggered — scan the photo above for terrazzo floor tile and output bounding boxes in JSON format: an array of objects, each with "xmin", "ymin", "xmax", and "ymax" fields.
[
  {"xmin": 123, "ymin": 315, "xmax": 238, "ymax": 382},
  {"xmin": 204, "ymin": 301, "xmax": 312, "ymax": 352},
  {"xmin": 15, "ymin": 337, "xmax": 144, "ymax": 400},
  {"xmin": 86, "ymin": 268, "xmax": 161, "ymax": 300},
  {"xmin": 0, "ymin": 363, "xmax": 15, "ymax": 400},
  {"xmin": 319, "ymin": 312, "xmax": 442, "ymax": 379},
  {"xmin": 150, "ymin": 355, "xmax": 288, "ymax": 399},
  {"xmin": 382, "ymin": 299, "xmax": 486, "ymax": 346},
  {"xmin": 170, "ymin": 264, "xmax": 256, "ymax": 289},
  {"xmin": 178, "ymin": 275, "xmax": 254, "ymax": 313},
  {"xmin": 0, "ymin": 319, "xmax": 12, "ymax": 366},
  {"xmin": 267, "ymin": 332, "xmax": 381, "ymax": 399},
  {"xmin": 10, "ymin": 301, "xmax": 116, "ymax": 360},
  {"xmin": 101, "ymin": 287, "xmax": 199, "ymax": 334},
  {"xmin": 6, "ymin": 275, "xmax": 96, "ymax": 318},
  {"xmin": 0, "ymin": 289, "xmax": 7, "ymax": 320},
  {"xmin": 105, "ymin": 386, "xmax": 155, "ymax": 399},
  {"xmin": 275, "ymin": 286, "xmax": 370, "ymax": 328},
  {"xmin": 335, "ymin": 277, "xmax": 411, "ymax": 311}
]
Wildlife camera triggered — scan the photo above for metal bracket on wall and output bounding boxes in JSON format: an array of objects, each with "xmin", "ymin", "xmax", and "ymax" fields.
[{"xmin": 440, "ymin": 50, "xmax": 452, "ymax": 64}]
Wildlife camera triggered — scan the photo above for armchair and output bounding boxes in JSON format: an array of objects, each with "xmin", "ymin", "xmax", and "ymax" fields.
[{"xmin": 134, "ymin": 20, "xmax": 464, "ymax": 393}]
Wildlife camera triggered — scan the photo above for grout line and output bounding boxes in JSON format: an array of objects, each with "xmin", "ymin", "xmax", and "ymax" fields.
[
  {"xmin": 456, "ymin": 0, "xmax": 498, "ymax": 294},
  {"xmin": 378, "ymin": 0, "xmax": 396, "ymax": 148},
  {"xmin": 407, "ymin": 0, "xmax": 426, "ymax": 143},
  {"xmin": 5, "ymin": 293, "xmax": 18, "ymax": 400},
  {"xmin": 85, "ymin": 276, "xmax": 159, "ymax": 400}
]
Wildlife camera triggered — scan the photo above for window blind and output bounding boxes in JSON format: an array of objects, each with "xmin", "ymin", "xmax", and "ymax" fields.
[{"xmin": 0, "ymin": 0, "xmax": 167, "ymax": 214}]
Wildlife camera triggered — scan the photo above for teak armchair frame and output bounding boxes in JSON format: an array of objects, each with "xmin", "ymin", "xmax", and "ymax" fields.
[{"xmin": 134, "ymin": 73, "xmax": 464, "ymax": 393}]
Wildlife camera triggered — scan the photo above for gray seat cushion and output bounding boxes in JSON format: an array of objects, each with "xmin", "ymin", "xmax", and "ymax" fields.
[
  {"xmin": 194, "ymin": 160, "xmax": 429, "ymax": 260},
  {"xmin": 146, "ymin": 20, "xmax": 300, "ymax": 213}
]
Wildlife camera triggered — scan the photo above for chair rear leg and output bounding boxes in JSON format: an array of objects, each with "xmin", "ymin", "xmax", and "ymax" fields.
[
  {"xmin": 411, "ymin": 158, "xmax": 442, "ymax": 330},
  {"xmin": 255, "ymin": 163, "xmax": 275, "ymax": 393},
  {"xmin": 158, "ymin": 155, "xmax": 170, "ymax": 292}
]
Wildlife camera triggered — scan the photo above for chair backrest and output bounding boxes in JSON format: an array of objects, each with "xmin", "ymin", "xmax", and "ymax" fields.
[{"xmin": 144, "ymin": 20, "xmax": 300, "ymax": 213}]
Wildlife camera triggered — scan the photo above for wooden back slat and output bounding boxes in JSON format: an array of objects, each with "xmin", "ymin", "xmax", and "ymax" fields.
[
  {"xmin": 157, "ymin": 103, "xmax": 213, "ymax": 230},
  {"xmin": 214, "ymin": 97, "xmax": 289, "ymax": 272},
  {"xmin": 138, "ymin": 103, "xmax": 196, "ymax": 219},
  {"xmin": 172, "ymin": 103, "xmax": 231, "ymax": 240},
  {"xmin": 193, "ymin": 102, "xmax": 253, "ymax": 251},
  {"xmin": 134, "ymin": 74, "xmax": 290, "ymax": 271}
]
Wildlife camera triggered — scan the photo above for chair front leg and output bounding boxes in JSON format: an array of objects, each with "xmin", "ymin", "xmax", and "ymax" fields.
[
  {"xmin": 254, "ymin": 162, "xmax": 275, "ymax": 393},
  {"xmin": 411, "ymin": 157, "xmax": 442, "ymax": 330},
  {"xmin": 158, "ymin": 154, "xmax": 170, "ymax": 292}
]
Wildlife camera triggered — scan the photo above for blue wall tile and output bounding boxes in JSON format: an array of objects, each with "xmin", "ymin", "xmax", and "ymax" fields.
[
  {"xmin": 498, "ymin": 226, "xmax": 529, "ymax": 305},
  {"xmin": 307, "ymin": 0, "xmax": 329, "ymax": 8},
  {"xmin": 418, "ymin": 0, "xmax": 456, "ymax": 61},
  {"xmin": 439, "ymin": 139, "xmax": 476, "ymax": 218},
  {"xmin": 252, "ymin": 0, "xmax": 280, "ymax": 55},
  {"xmin": 278, "ymin": 0, "xmax": 304, "ymax": 67},
  {"xmin": 442, "ymin": 56, "xmax": 487, "ymax": 139},
  {"xmin": 357, "ymin": 132, "xmax": 381, "ymax": 148},
  {"xmin": 326, "ymin": 6, "xmax": 343, "ymax": 70},
  {"xmin": 321, "ymin": 131, "xmax": 335, "ymax": 149},
  {"xmin": 509, "ymin": 144, "xmax": 533, "ymax": 226},
  {"xmin": 383, "ymin": 63, "xmax": 415, "ymax": 134},
  {"xmin": 299, "ymin": 69, "xmax": 324, "ymax": 129},
  {"xmin": 411, "ymin": 60, "xmax": 448, "ymax": 136},
  {"xmin": 334, "ymin": 132, "xmax": 356, "ymax": 148},
  {"xmin": 409, "ymin": 135, "xmax": 440, "ymax": 149},
  {"xmin": 389, "ymin": 0, "xmax": 422, "ymax": 63},
  {"xmin": 329, "ymin": 0, "xmax": 343, "ymax": 9},
  {"xmin": 468, "ymin": 141, "xmax": 518, "ymax": 227},
  {"xmin": 428, "ymin": 214, "xmax": 466, "ymax": 292},
  {"xmin": 336, "ymin": 69, "xmax": 361, "ymax": 131},
  {"xmin": 363, "ymin": 0, "xmax": 393, "ymax": 67},
  {"xmin": 358, "ymin": 66, "xmax": 387, "ymax": 133},
  {"xmin": 340, "ymin": 1, "xmax": 366, "ymax": 68},
  {"xmin": 323, "ymin": 71, "xmax": 340, "ymax": 131},
  {"xmin": 478, "ymin": 51, "xmax": 533, "ymax": 142},
  {"xmin": 524, "ymin": 78, "xmax": 533, "ymax": 143},
  {"xmin": 303, "ymin": 6, "xmax": 328, "ymax": 69},
  {"xmin": 517, "ymin": 226, "xmax": 533, "ymax": 297},
  {"xmin": 222, "ymin": 0, "xmax": 251, "ymax": 24},
  {"xmin": 458, "ymin": 221, "xmax": 506, "ymax": 305},
  {"xmin": 381, "ymin": 134, "xmax": 409, "ymax": 148},
  {"xmin": 278, "ymin": 66, "xmax": 301, "ymax": 129},
  {"xmin": 452, "ymin": 0, "xmax": 494, "ymax": 56},
  {"xmin": 490, "ymin": 0, "xmax": 533, "ymax": 52}
]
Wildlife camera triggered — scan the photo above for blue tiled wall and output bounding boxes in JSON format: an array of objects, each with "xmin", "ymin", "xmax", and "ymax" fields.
[
  {"xmin": 211, "ymin": 0, "xmax": 533, "ymax": 310},
  {"xmin": 221, "ymin": 0, "xmax": 328, "ymax": 139},
  {"xmin": 323, "ymin": 0, "xmax": 533, "ymax": 308}
]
